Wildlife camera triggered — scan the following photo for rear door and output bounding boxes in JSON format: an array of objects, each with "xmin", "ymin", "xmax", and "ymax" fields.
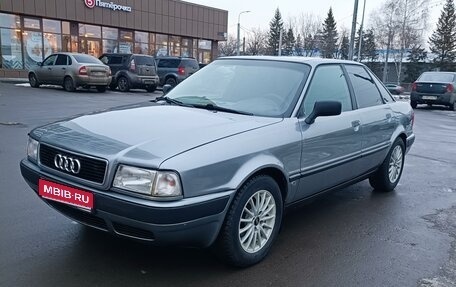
[
  {"xmin": 295, "ymin": 64, "xmax": 363, "ymax": 200},
  {"xmin": 345, "ymin": 64, "xmax": 396, "ymax": 172},
  {"xmin": 134, "ymin": 55, "xmax": 157, "ymax": 77},
  {"xmin": 181, "ymin": 59, "xmax": 199, "ymax": 77}
]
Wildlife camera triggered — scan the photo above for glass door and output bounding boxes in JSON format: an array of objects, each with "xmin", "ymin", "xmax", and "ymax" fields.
[{"xmin": 80, "ymin": 38, "xmax": 101, "ymax": 58}]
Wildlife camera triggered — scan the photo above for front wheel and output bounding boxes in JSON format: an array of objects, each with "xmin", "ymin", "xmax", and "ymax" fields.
[
  {"xmin": 29, "ymin": 73, "xmax": 40, "ymax": 88},
  {"xmin": 214, "ymin": 175, "xmax": 283, "ymax": 267},
  {"xmin": 369, "ymin": 138, "xmax": 405, "ymax": 192}
]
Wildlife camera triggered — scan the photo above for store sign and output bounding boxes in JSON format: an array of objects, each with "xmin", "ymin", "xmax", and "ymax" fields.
[{"xmin": 84, "ymin": 0, "xmax": 132, "ymax": 12}]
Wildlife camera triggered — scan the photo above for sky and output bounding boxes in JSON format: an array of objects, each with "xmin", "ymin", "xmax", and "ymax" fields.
[{"xmin": 186, "ymin": 0, "xmax": 445, "ymax": 43}]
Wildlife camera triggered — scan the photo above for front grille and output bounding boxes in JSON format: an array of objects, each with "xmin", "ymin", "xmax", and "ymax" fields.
[
  {"xmin": 46, "ymin": 200, "xmax": 108, "ymax": 231},
  {"xmin": 39, "ymin": 144, "xmax": 107, "ymax": 184},
  {"xmin": 112, "ymin": 222, "xmax": 155, "ymax": 241}
]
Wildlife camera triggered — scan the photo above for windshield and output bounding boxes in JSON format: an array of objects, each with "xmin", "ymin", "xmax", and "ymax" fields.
[
  {"xmin": 165, "ymin": 59, "xmax": 310, "ymax": 117},
  {"xmin": 418, "ymin": 73, "xmax": 455, "ymax": 82},
  {"xmin": 73, "ymin": 54, "xmax": 103, "ymax": 64}
]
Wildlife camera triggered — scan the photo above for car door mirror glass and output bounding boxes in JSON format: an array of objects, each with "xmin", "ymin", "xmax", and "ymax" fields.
[{"xmin": 305, "ymin": 101, "xmax": 342, "ymax": 124}]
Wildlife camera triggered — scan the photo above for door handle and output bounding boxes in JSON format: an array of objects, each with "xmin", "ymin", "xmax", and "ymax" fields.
[
  {"xmin": 62, "ymin": 67, "xmax": 66, "ymax": 70},
  {"xmin": 386, "ymin": 113, "xmax": 392, "ymax": 119},
  {"xmin": 47, "ymin": 67, "xmax": 52, "ymax": 70},
  {"xmin": 351, "ymin": 120, "xmax": 361, "ymax": 132}
]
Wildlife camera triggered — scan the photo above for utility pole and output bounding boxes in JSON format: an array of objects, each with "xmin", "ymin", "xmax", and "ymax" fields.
[
  {"xmin": 357, "ymin": 0, "xmax": 366, "ymax": 62},
  {"xmin": 348, "ymin": 0, "xmax": 359, "ymax": 60},
  {"xmin": 237, "ymin": 11, "xmax": 251, "ymax": 56},
  {"xmin": 278, "ymin": 29, "xmax": 283, "ymax": 56}
]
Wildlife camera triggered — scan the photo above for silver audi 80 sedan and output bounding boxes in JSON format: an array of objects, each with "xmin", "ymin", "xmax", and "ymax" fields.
[
  {"xmin": 20, "ymin": 57, "xmax": 415, "ymax": 267},
  {"xmin": 28, "ymin": 52, "xmax": 112, "ymax": 92}
]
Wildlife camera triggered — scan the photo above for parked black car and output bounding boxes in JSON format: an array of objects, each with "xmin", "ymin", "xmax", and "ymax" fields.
[
  {"xmin": 155, "ymin": 56, "xmax": 199, "ymax": 87},
  {"xmin": 411, "ymin": 72, "xmax": 456, "ymax": 110},
  {"xmin": 99, "ymin": 54, "xmax": 159, "ymax": 92}
]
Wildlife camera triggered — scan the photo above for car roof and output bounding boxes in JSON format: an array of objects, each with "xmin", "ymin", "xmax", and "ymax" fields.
[
  {"xmin": 219, "ymin": 56, "xmax": 364, "ymax": 68},
  {"xmin": 100, "ymin": 53, "xmax": 154, "ymax": 57}
]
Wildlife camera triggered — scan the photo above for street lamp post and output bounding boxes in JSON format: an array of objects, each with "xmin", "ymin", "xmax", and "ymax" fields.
[{"xmin": 237, "ymin": 10, "xmax": 251, "ymax": 56}]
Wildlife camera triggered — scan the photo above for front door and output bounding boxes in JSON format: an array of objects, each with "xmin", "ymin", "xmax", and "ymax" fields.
[
  {"xmin": 80, "ymin": 38, "xmax": 101, "ymax": 58},
  {"xmin": 295, "ymin": 64, "xmax": 364, "ymax": 201},
  {"xmin": 36, "ymin": 54, "xmax": 57, "ymax": 84}
]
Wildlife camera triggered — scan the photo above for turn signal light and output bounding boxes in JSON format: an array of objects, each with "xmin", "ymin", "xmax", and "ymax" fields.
[{"xmin": 79, "ymin": 66, "xmax": 88, "ymax": 75}]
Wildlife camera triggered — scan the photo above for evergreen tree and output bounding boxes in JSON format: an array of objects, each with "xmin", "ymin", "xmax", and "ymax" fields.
[
  {"xmin": 320, "ymin": 7, "xmax": 338, "ymax": 58},
  {"xmin": 340, "ymin": 35, "xmax": 349, "ymax": 60},
  {"xmin": 429, "ymin": 0, "xmax": 456, "ymax": 71},
  {"xmin": 363, "ymin": 29, "xmax": 378, "ymax": 63},
  {"xmin": 406, "ymin": 45, "xmax": 428, "ymax": 82},
  {"xmin": 283, "ymin": 28, "xmax": 296, "ymax": 56},
  {"xmin": 295, "ymin": 34, "xmax": 303, "ymax": 56},
  {"xmin": 267, "ymin": 8, "xmax": 284, "ymax": 56}
]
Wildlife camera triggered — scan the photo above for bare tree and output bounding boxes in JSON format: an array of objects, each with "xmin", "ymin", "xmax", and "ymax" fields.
[
  {"xmin": 296, "ymin": 12, "xmax": 322, "ymax": 57},
  {"xmin": 218, "ymin": 35, "xmax": 237, "ymax": 56},
  {"xmin": 246, "ymin": 28, "xmax": 267, "ymax": 55}
]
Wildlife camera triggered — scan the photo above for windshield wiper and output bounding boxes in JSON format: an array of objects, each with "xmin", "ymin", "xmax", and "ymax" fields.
[
  {"xmin": 192, "ymin": 103, "xmax": 254, "ymax": 116},
  {"xmin": 153, "ymin": 96, "xmax": 193, "ymax": 107}
]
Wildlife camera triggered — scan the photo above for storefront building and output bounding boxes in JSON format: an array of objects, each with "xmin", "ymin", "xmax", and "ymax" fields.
[{"xmin": 0, "ymin": 0, "xmax": 228, "ymax": 77}]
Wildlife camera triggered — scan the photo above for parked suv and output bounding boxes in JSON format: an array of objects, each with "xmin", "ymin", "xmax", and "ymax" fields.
[
  {"xmin": 411, "ymin": 71, "xmax": 456, "ymax": 110},
  {"xmin": 100, "ymin": 54, "xmax": 159, "ymax": 92},
  {"xmin": 155, "ymin": 56, "xmax": 199, "ymax": 87}
]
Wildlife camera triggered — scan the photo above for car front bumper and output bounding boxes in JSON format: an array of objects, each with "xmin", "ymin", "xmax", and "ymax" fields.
[{"xmin": 20, "ymin": 159, "xmax": 234, "ymax": 247}]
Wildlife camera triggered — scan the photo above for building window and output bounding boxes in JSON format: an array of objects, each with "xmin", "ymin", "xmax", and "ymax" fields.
[
  {"xmin": 149, "ymin": 33, "xmax": 155, "ymax": 56},
  {"xmin": 62, "ymin": 21, "xmax": 70, "ymax": 35},
  {"xmin": 0, "ymin": 28, "xmax": 23, "ymax": 69},
  {"xmin": 169, "ymin": 36, "xmax": 181, "ymax": 56},
  {"xmin": 156, "ymin": 34, "xmax": 168, "ymax": 56},
  {"xmin": 79, "ymin": 24, "xmax": 101, "ymax": 38},
  {"xmin": 198, "ymin": 40, "xmax": 212, "ymax": 64},
  {"xmin": 102, "ymin": 27, "xmax": 118, "ymax": 53},
  {"xmin": 43, "ymin": 19, "xmax": 61, "ymax": 33},
  {"xmin": 23, "ymin": 31, "xmax": 43, "ymax": 70},
  {"xmin": 44, "ymin": 33, "xmax": 61, "ymax": 57},
  {"xmin": 0, "ymin": 13, "xmax": 21, "ymax": 29},
  {"xmin": 181, "ymin": 38, "xmax": 191, "ymax": 57},
  {"xmin": 119, "ymin": 30, "xmax": 133, "ymax": 53},
  {"xmin": 24, "ymin": 18, "xmax": 41, "ymax": 30},
  {"xmin": 134, "ymin": 31, "xmax": 148, "ymax": 54}
]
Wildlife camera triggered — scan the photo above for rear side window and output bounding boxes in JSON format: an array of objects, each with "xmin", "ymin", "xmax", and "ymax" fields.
[
  {"xmin": 101, "ymin": 55, "xmax": 123, "ymax": 65},
  {"xmin": 73, "ymin": 54, "xmax": 103, "ymax": 64},
  {"xmin": 345, "ymin": 65, "xmax": 383, "ymax": 108},
  {"xmin": 418, "ymin": 73, "xmax": 455, "ymax": 82},
  {"xmin": 55, "ymin": 55, "xmax": 68, "ymax": 65},
  {"xmin": 135, "ymin": 55, "xmax": 155, "ymax": 66},
  {"xmin": 301, "ymin": 64, "xmax": 353, "ymax": 116},
  {"xmin": 157, "ymin": 59, "xmax": 180, "ymax": 68},
  {"xmin": 370, "ymin": 73, "xmax": 395, "ymax": 103}
]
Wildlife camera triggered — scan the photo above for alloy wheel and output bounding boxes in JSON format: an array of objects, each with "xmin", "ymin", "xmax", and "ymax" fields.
[
  {"xmin": 238, "ymin": 189, "xmax": 276, "ymax": 254},
  {"xmin": 388, "ymin": 145, "xmax": 403, "ymax": 183}
]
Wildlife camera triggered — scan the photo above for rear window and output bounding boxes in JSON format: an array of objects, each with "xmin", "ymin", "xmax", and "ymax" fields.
[
  {"xmin": 418, "ymin": 73, "xmax": 455, "ymax": 82},
  {"xmin": 73, "ymin": 54, "xmax": 103, "ymax": 64},
  {"xmin": 182, "ymin": 59, "xmax": 199, "ymax": 69},
  {"xmin": 135, "ymin": 55, "xmax": 155, "ymax": 66}
]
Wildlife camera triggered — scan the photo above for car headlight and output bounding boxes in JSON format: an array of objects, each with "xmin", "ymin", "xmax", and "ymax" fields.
[
  {"xmin": 27, "ymin": 137, "xmax": 39, "ymax": 162},
  {"xmin": 113, "ymin": 165, "xmax": 182, "ymax": 198}
]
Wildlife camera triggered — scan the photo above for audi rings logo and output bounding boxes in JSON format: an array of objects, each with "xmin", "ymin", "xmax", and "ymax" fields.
[{"xmin": 54, "ymin": 154, "xmax": 82, "ymax": 174}]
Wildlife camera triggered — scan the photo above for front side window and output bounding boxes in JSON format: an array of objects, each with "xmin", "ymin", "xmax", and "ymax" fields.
[
  {"xmin": 301, "ymin": 65, "xmax": 352, "ymax": 116},
  {"xmin": 43, "ymin": 54, "xmax": 57, "ymax": 66},
  {"xmin": 346, "ymin": 65, "xmax": 383, "ymax": 108},
  {"xmin": 166, "ymin": 59, "xmax": 311, "ymax": 117}
]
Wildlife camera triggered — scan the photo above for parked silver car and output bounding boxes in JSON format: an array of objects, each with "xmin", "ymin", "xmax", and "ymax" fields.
[
  {"xmin": 20, "ymin": 57, "xmax": 415, "ymax": 267},
  {"xmin": 28, "ymin": 53, "xmax": 112, "ymax": 92}
]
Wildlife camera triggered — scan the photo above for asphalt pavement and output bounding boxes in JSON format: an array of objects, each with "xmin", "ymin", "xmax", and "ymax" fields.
[{"xmin": 0, "ymin": 82, "xmax": 455, "ymax": 287}]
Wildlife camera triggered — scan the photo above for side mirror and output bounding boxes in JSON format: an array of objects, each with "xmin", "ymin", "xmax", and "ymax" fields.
[
  {"xmin": 305, "ymin": 101, "xmax": 342, "ymax": 125},
  {"xmin": 162, "ymin": 84, "xmax": 173, "ymax": 95},
  {"xmin": 37, "ymin": 62, "xmax": 42, "ymax": 67}
]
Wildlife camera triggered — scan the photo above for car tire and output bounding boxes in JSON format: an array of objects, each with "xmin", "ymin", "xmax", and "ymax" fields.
[
  {"xmin": 29, "ymin": 73, "xmax": 40, "ymax": 88},
  {"xmin": 369, "ymin": 138, "xmax": 405, "ymax": 192},
  {"xmin": 63, "ymin": 77, "xmax": 76, "ymax": 92},
  {"xmin": 410, "ymin": 101, "xmax": 417, "ymax": 109},
  {"xmin": 214, "ymin": 175, "xmax": 283, "ymax": 267},
  {"xmin": 117, "ymin": 76, "xmax": 130, "ymax": 92},
  {"xmin": 165, "ymin": 77, "xmax": 177, "ymax": 87},
  {"xmin": 146, "ymin": 85, "xmax": 157, "ymax": 93},
  {"xmin": 96, "ymin": 86, "xmax": 107, "ymax": 93}
]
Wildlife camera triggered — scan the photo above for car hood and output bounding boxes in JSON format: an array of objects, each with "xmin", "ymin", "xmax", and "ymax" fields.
[{"xmin": 33, "ymin": 103, "xmax": 282, "ymax": 168}]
